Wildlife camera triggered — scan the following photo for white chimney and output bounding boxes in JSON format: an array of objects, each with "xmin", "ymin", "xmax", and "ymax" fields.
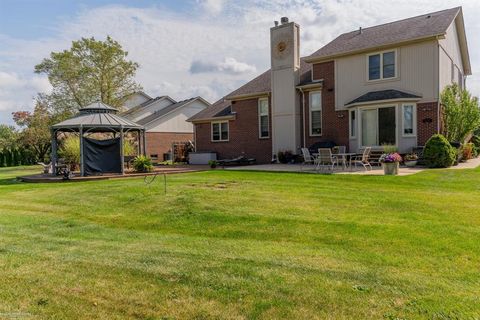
[{"xmin": 270, "ymin": 18, "xmax": 301, "ymax": 157}]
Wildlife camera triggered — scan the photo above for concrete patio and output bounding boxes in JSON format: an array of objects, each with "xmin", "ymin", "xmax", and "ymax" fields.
[{"xmin": 225, "ymin": 157, "xmax": 480, "ymax": 176}]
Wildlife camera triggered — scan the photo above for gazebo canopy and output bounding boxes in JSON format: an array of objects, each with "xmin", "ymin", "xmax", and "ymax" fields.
[{"xmin": 52, "ymin": 101, "xmax": 143, "ymax": 132}]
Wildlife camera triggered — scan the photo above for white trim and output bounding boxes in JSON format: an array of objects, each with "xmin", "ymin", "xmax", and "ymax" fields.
[
  {"xmin": 309, "ymin": 91, "xmax": 322, "ymax": 136},
  {"xmin": 401, "ymin": 103, "xmax": 417, "ymax": 137},
  {"xmin": 349, "ymin": 109, "xmax": 356, "ymax": 139},
  {"xmin": 358, "ymin": 104, "xmax": 398, "ymax": 148},
  {"xmin": 211, "ymin": 120, "xmax": 229, "ymax": 142},
  {"xmin": 258, "ymin": 97, "xmax": 270, "ymax": 139},
  {"xmin": 366, "ymin": 49, "xmax": 398, "ymax": 82}
]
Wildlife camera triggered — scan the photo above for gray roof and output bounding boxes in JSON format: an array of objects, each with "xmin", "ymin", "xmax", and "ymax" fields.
[
  {"xmin": 136, "ymin": 97, "xmax": 205, "ymax": 125},
  {"xmin": 187, "ymin": 99, "xmax": 232, "ymax": 122},
  {"xmin": 52, "ymin": 101, "xmax": 143, "ymax": 131},
  {"xmin": 307, "ymin": 7, "xmax": 460, "ymax": 61},
  {"xmin": 122, "ymin": 95, "xmax": 174, "ymax": 116},
  {"xmin": 345, "ymin": 89, "xmax": 422, "ymax": 106}
]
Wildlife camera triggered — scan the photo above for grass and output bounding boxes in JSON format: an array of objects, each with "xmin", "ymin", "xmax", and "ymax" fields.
[{"xmin": 0, "ymin": 165, "xmax": 479, "ymax": 319}]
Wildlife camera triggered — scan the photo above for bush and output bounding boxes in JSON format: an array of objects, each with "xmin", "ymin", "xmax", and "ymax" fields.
[
  {"xmin": 58, "ymin": 136, "xmax": 80, "ymax": 166},
  {"xmin": 0, "ymin": 153, "xmax": 4, "ymax": 167},
  {"xmin": 462, "ymin": 143, "xmax": 474, "ymax": 160},
  {"xmin": 208, "ymin": 160, "xmax": 217, "ymax": 168},
  {"xmin": 277, "ymin": 150, "xmax": 294, "ymax": 164},
  {"xmin": 132, "ymin": 155, "xmax": 154, "ymax": 172},
  {"xmin": 424, "ymin": 134, "xmax": 456, "ymax": 168}
]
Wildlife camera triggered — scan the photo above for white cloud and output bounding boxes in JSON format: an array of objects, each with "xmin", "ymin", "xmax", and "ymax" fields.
[
  {"xmin": 0, "ymin": 0, "xmax": 479, "ymax": 125},
  {"xmin": 190, "ymin": 57, "xmax": 256, "ymax": 74}
]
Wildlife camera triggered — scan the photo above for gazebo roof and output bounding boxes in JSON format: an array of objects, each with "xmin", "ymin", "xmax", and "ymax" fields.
[{"xmin": 52, "ymin": 101, "xmax": 144, "ymax": 131}]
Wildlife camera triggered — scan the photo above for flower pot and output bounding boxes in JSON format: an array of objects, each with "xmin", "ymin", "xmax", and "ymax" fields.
[
  {"xmin": 383, "ymin": 162, "xmax": 399, "ymax": 175},
  {"xmin": 404, "ymin": 160, "xmax": 417, "ymax": 167}
]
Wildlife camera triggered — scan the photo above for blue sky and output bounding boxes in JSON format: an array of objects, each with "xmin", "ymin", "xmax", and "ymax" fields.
[{"xmin": 1, "ymin": 0, "xmax": 479, "ymax": 125}]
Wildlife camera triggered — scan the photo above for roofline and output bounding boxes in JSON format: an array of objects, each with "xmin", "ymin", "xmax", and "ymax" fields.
[
  {"xmin": 188, "ymin": 114, "xmax": 236, "ymax": 123},
  {"xmin": 304, "ymin": 34, "xmax": 444, "ymax": 63},
  {"xmin": 141, "ymin": 97, "xmax": 211, "ymax": 127},
  {"xmin": 344, "ymin": 97, "xmax": 422, "ymax": 108},
  {"xmin": 296, "ymin": 81, "xmax": 323, "ymax": 90},
  {"xmin": 225, "ymin": 91, "xmax": 270, "ymax": 101},
  {"xmin": 122, "ymin": 95, "xmax": 176, "ymax": 116},
  {"xmin": 452, "ymin": 8, "xmax": 472, "ymax": 75}
]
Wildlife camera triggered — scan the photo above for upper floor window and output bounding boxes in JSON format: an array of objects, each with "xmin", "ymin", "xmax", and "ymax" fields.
[
  {"xmin": 310, "ymin": 91, "xmax": 322, "ymax": 136},
  {"xmin": 368, "ymin": 50, "xmax": 396, "ymax": 81},
  {"xmin": 211, "ymin": 121, "xmax": 229, "ymax": 142},
  {"xmin": 258, "ymin": 98, "xmax": 269, "ymax": 138}
]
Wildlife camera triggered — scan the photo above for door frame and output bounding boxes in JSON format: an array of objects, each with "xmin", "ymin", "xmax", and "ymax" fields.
[{"xmin": 358, "ymin": 104, "xmax": 398, "ymax": 149}]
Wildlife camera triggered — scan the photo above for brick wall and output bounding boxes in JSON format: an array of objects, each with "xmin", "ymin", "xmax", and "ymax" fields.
[
  {"xmin": 194, "ymin": 97, "xmax": 273, "ymax": 163},
  {"xmin": 417, "ymin": 102, "xmax": 439, "ymax": 146},
  {"xmin": 146, "ymin": 132, "xmax": 193, "ymax": 159},
  {"xmin": 305, "ymin": 61, "xmax": 349, "ymax": 149}
]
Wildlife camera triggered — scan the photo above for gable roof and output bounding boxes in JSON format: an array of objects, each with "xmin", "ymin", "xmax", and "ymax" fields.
[
  {"xmin": 122, "ymin": 95, "xmax": 176, "ymax": 116},
  {"xmin": 187, "ymin": 99, "xmax": 232, "ymax": 122},
  {"xmin": 345, "ymin": 89, "xmax": 422, "ymax": 107},
  {"xmin": 306, "ymin": 7, "xmax": 461, "ymax": 62},
  {"xmin": 136, "ymin": 97, "xmax": 210, "ymax": 126}
]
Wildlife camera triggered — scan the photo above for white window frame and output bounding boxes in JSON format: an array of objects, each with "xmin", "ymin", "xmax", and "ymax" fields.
[
  {"xmin": 211, "ymin": 120, "xmax": 229, "ymax": 142},
  {"xmin": 349, "ymin": 109, "xmax": 356, "ymax": 138},
  {"xmin": 366, "ymin": 49, "xmax": 397, "ymax": 82},
  {"xmin": 258, "ymin": 97, "xmax": 269, "ymax": 139},
  {"xmin": 358, "ymin": 104, "xmax": 398, "ymax": 148},
  {"xmin": 401, "ymin": 103, "xmax": 417, "ymax": 137},
  {"xmin": 309, "ymin": 91, "xmax": 322, "ymax": 136}
]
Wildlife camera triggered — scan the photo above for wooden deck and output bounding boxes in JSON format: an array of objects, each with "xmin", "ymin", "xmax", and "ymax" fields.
[{"xmin": 18, "ymin": 165, "xmax": 208, "ymax": 183}]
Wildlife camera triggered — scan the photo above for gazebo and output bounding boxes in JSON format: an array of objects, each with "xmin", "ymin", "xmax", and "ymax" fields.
[{"xmin": 51, "ymin": 101, "xmax": 146, "ymax": 176}]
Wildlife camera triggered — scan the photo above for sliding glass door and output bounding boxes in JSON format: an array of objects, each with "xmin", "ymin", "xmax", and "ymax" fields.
[{"xmin": 361, "ymin": 106, "xmax": 396, "ymax": 147}]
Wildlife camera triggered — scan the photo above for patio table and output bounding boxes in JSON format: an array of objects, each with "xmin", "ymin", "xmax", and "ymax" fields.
[{"xmin": 333, "ymin": 152, "xmax": 357, "ymax": 170}]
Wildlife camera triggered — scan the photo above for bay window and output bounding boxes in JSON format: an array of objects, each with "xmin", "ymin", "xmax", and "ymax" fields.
[{"xmin": 402, "ymin": 104, "xmax": 416, "ymax": 136}]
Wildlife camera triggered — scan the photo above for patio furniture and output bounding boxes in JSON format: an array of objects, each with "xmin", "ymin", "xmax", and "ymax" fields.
[
  {"xmin": 55, "ymin": 158, "xmax": 68, "ymax": 175},
  {"xmin": 351, "ymin": 147, "xmax": 372, "ymax": 171},
  {"xmin": 38, "ymin": 162, "xmax": 52, "ymax": 174},
  {"xmin": 332, "ymin": 146, "xmax": 346, "ymax": 154},
  {"xmin": 316, "ymin": 148, "xmax": 339, "ymax": 172},
  {"xmin": 301, "ymin": 148, "xmax": 317, "ymax": 171},
  {"xmin": 308, "ymin": 141, "xmax": 336, "ymax": 155},
  {"xmin": 218, "ymin": 156, "xmax": 256, "ymax": 167},
  {"xmin": 333, "ymin": 152, "xmax": 357, "ymax": 170}
]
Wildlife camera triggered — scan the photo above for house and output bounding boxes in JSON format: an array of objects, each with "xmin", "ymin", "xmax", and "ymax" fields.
[
  {"xmin": 122, "ymin": 92, "xmax": 210, "ymax": 159},
  {"xmin": 188, "ymin": 7, "xmax": 471, "ymax": 164}
]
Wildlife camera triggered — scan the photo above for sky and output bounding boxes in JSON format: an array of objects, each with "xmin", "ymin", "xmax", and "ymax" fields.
[{"xmin": 0, "ymin": 0, "xmax": 479, "ymax": 125}]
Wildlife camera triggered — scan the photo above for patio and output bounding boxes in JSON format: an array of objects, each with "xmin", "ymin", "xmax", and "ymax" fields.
[{"xmin": 225, "ymin": 157, "xmax": 480, "ymax": 175}]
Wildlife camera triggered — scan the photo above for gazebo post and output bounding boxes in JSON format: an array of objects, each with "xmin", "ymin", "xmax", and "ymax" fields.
[
  {"xmin": 142, "ymin": 129, "xmax": 147, "ymax": 156},
  {"xmin": 51, "ymin": 129, "xmax": 57, "ymax": 175},
  {"xmin": 120, "ymin": 126, "xmax": 125, "ymax": 175},
  {"xmin": 79, "ymin": 125, "xmax": 84, "ymax": 177}
]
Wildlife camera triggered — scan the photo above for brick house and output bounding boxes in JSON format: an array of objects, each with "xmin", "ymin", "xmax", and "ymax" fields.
[
  {"xmin": 122, "ymin": 92, "xmax": 210, "ymax": 159},
  {"xmin": 188, "ymin": 7, "xmax": 471, "ymax": 164}
]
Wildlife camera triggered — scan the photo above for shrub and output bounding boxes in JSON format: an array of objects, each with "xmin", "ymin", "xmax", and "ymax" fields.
[
  {"xmin": 58, "ymin": 136, "xmax": 80, "ymax": 166},
  {"xmin": 208, "ymin": 160, "xmax": 217, "ymax": 168},
  {"xmin": 277, "ymin": 150, "xmax": 294, "ymax": 164},
  {"xmin": 462, "ymin": 143, "xmax": 474, "ymax": 160},
  {"xmin": 123, "ymin": 139, "xmax": 136, "ymax": 156},
  {"xmin": 0, "ymin": 153, "xmax": 4, "ymax": 167},
  {"xmin": 132, "ymin": 155, "xmax": 154, "ymax": 172},
  {"xmin": 424, "ymin": 134, "xmax": 456, "ymax": 168}
]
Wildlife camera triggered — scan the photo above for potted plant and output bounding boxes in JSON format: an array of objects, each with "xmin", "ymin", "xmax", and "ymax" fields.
[
  {"xmin": 403, "ymin": 153, "xmax": 418, "ymax": 167},
  {"xmin": 379, "ymin": 152, "xmax": 402, "ymax": 175},
  {"xmin": 208, "ymin": 160, "xmax": 217, "ymax": 168},
  {"xmin": 132, "ymin": 155, "xmax": 154, "ymax": 173}
]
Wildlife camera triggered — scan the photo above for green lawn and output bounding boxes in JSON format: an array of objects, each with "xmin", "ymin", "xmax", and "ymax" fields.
[{"xmin": 0, "ymin": 166, "xmax": 479, "ymax": 319}]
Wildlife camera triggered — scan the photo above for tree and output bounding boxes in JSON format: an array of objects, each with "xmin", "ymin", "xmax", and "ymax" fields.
[
  {"xmin": 35, "ymin": 36, "xmax": 141, "ymax": 117},
  {"xmin": 0, "ymin": 125, "xmax": 18, "ymax": 152},
  {"xmin": 441, "ymin": 84, "xmax": 480, "ymax": 143},
  {"xmin": 12, "ymin": 102, "xmax": 53, "ymax": 162}
]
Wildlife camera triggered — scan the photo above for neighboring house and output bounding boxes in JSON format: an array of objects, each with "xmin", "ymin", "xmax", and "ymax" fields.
[
  {"xmin": 122, "ymin": 92, "xmax": 210, "ymax": 159},
  {"xmin": 188, "ymin": 7, "xmax": 471, "ymax": 164}
]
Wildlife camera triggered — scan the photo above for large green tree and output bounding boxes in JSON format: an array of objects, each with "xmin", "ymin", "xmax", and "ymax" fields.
[
  {"xmin": 35, "ymin": 36, "xmax": 141, "ymax": 117},
  {"xmin": 0, "ymin": 125, "xmax": 18, "ymax": 152},
  {"xmin": 441, "ymin": 84, "xmax": 480, "ymax": 143}
]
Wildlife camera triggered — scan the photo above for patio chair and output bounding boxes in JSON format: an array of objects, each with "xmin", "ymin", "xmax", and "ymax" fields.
[
  {"xmin": 38, "ymin": 162, "xmax": 52, "ymax": 174},
  {"xmin": 316, "ymin": 148, "xmax": 338, "ymax": 172},
  {"xmin": 351, "ymin": 147, "xmax": 372, "ymax": 171},
  {"xmin": 332, "ymin": 145, "xmax": 347, "ymax": 168},
  {"xmin": 301, "ymin": 148, "xmax": 317, "ymax": 171}
]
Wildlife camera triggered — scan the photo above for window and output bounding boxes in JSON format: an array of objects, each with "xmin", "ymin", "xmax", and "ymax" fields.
[
  {"xmin": 402, "ymin": 104, "xmax": 416, "ymax": 136},
  {"xmin": 310, "ymin": 91, "xmax": 322, "ymax": 135},
  {"xmin": 211, "ymin": 121, "xmax": 229, "ymax": 142},
  {"xmin": 258, "ymin": 98, "xmax": 269, "ymax": 138},
  {"xmin": 368, "ymin": 50, "xmax": 396, "ymax": 81},
  {"xmin": 350, "ymin": 110, "xmax": 356, "ymax": 138}
]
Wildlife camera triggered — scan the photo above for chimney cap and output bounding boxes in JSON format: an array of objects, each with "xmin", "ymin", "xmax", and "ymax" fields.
[{"xmin": 280, "ymin": 17, "xmax": 289, "ymax": 24}]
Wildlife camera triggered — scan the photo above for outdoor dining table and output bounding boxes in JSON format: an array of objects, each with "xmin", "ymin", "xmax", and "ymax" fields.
[{"xmin": 333, "ymin": 152, "xmax": 357, "ymax": 170}]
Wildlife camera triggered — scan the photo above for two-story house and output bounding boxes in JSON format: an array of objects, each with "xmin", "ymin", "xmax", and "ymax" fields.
[{"xmin": 188, "ymin": 7, "xmax": 471, "ymax": 164}]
